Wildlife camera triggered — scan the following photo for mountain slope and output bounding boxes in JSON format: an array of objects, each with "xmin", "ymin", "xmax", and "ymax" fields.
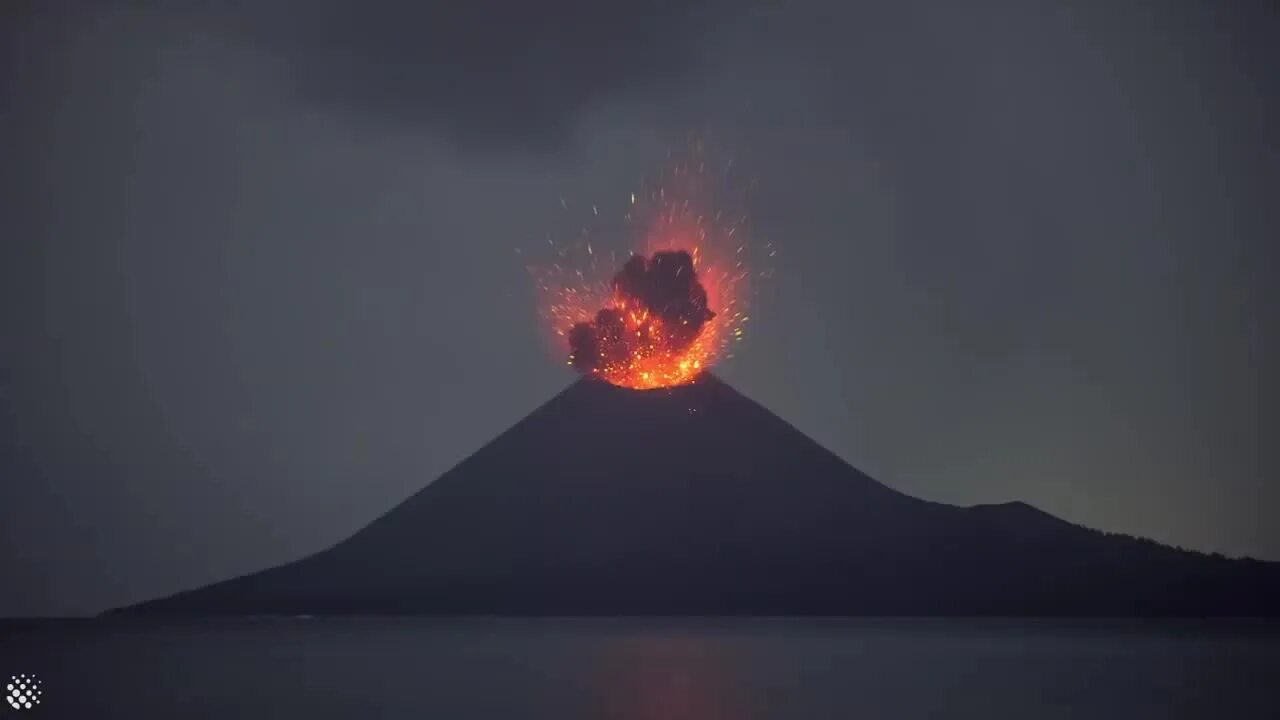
[{"xmin": 116, "ymin": 374, "xmax": 1280, "ymax": 616}]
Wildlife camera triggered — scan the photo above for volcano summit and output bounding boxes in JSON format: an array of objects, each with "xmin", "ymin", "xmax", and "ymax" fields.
[{"xmin": 117, "ymin": 375, "xmax": 1279, "ymax": 616}]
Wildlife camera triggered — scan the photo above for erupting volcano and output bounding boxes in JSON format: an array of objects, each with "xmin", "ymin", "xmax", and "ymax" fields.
[
  {"xmin": 568, "ymin": 250, "xmax": 716, "ymax": 389},
  {"xmin": 111, "ymin": 153, "xmax": 1280, "ymax": 619},
  {"xmin": 534, "ymin": 156, "xmax": 755, "ymax": 390}
]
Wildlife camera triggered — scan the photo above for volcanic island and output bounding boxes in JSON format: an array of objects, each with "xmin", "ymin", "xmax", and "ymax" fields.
[{"xmin": 114, "ymin": 244, "xmax": 1280, "ymax": 617}]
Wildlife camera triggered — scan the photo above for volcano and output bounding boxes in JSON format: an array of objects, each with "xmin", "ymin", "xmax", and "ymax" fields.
[{"xmin": 117, "ymin": 375, "xmax": 1279, "ymax": 616}]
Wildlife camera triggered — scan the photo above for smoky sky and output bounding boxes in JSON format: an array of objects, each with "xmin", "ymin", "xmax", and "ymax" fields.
[
  {"xmin": 158, "ymin": 0, "xmax": 743, "ymax": 149},
  {"xmin": 1, "ymin": 0, "xmax": 1277, "ymax": 615}
]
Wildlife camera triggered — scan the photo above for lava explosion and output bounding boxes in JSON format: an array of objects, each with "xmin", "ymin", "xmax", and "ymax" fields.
[
  {"xmin": 533, "ymin": 156, "xmax": 757, "ymax": 390},
  {"xmin": 567, "ymin": 249, "xmax": 715, "ymax": 386}
]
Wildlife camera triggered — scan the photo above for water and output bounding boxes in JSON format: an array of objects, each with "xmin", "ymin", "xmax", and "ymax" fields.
[{"xmin": 2, "ymin": 618, "xmax": 1277, "ymax": 718}]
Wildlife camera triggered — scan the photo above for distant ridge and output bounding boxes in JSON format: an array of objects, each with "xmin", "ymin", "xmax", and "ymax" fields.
[{"xmin": 115, "ymin": 374, "xmax": 1280, "ymax": 617}]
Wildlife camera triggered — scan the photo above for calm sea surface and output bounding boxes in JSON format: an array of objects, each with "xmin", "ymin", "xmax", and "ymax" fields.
[{"xmin": 2, "ymin": 618, "xmax": 1277, "ymax": 719}]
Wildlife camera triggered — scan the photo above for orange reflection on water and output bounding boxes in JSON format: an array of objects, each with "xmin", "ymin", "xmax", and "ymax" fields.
[{"xmin": 588, "ymin": 633, "xmax": 749, "ymax": 720}]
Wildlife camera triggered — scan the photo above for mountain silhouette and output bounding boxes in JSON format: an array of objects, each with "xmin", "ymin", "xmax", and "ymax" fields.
[{"xmin": 116, "ymin": 374, "xmax": 1279, "ymax": 616}]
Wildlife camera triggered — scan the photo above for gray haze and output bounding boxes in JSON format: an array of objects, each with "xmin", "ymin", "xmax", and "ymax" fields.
[{"xmin": 1, "ymin": 0, "xmax": 1276, "ymax": 616}]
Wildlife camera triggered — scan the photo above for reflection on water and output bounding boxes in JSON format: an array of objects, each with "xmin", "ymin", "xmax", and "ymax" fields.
[
  {"xmin": 591, "ymin": 635, "xmax": 746, "ymax": 720},
  {"xmin": 0, "ymin": 618, "xmax": 1276, "ymax": 719}
]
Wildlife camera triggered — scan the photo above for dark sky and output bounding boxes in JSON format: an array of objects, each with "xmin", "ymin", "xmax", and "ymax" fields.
[{"xmin": 2, "ymin": 0, "xmax": 1276, "ymax": 616}]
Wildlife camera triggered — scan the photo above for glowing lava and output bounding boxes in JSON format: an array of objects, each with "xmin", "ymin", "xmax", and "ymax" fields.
[{"xmin": 534, "ymin": 161, "xmax": 753, "ymax": 390}]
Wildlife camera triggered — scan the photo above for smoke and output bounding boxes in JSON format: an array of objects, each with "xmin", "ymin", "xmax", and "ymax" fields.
[{"xmin": 569, "ymin": 250, "xmax": 715, "ymax": 374}]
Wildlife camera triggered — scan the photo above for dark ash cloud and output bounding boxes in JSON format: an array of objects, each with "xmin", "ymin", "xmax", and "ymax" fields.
[
  {"xmin": 175, "ymin": 0, "xmax": 748, "ymax": 148},
  {"xmin": 570, "ymin": 250, "xmax": 714, "ymax": 374}
]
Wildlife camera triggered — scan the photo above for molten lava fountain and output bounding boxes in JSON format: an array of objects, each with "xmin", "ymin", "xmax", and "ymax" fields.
[{"xmin": 534, "ymin": 163, "xmax": 754, "ymax": 390}]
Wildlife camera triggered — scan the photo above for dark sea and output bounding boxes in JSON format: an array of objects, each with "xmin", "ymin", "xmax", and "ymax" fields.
[{"xmin": 2, "ymin": 618, "xmax": 1277, "ymax": 719}]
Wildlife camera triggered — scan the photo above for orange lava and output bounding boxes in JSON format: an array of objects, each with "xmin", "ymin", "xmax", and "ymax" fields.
[{"xmin": 534, "ymin": 164, "xmax": 752, "ymax": 390}]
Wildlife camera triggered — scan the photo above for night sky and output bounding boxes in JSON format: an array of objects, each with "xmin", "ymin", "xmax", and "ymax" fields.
[{"xmin": 2, "ymin": 0, "xmax": 1276, "ymax": 616}]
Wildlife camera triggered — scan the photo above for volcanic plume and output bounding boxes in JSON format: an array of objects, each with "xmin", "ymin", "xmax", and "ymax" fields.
[
  {"xmin": 567, "ymin": 250, "xmax": 716, "ymax": 388},
  {"xmin": 534, "ymin": 151, "xmax": 758, "ymax": 390}
]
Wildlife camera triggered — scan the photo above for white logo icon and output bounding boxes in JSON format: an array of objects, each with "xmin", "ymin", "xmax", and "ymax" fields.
[{"xmin": 6, "ymin": 675, "xmax": 41, "ymax": 711}]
